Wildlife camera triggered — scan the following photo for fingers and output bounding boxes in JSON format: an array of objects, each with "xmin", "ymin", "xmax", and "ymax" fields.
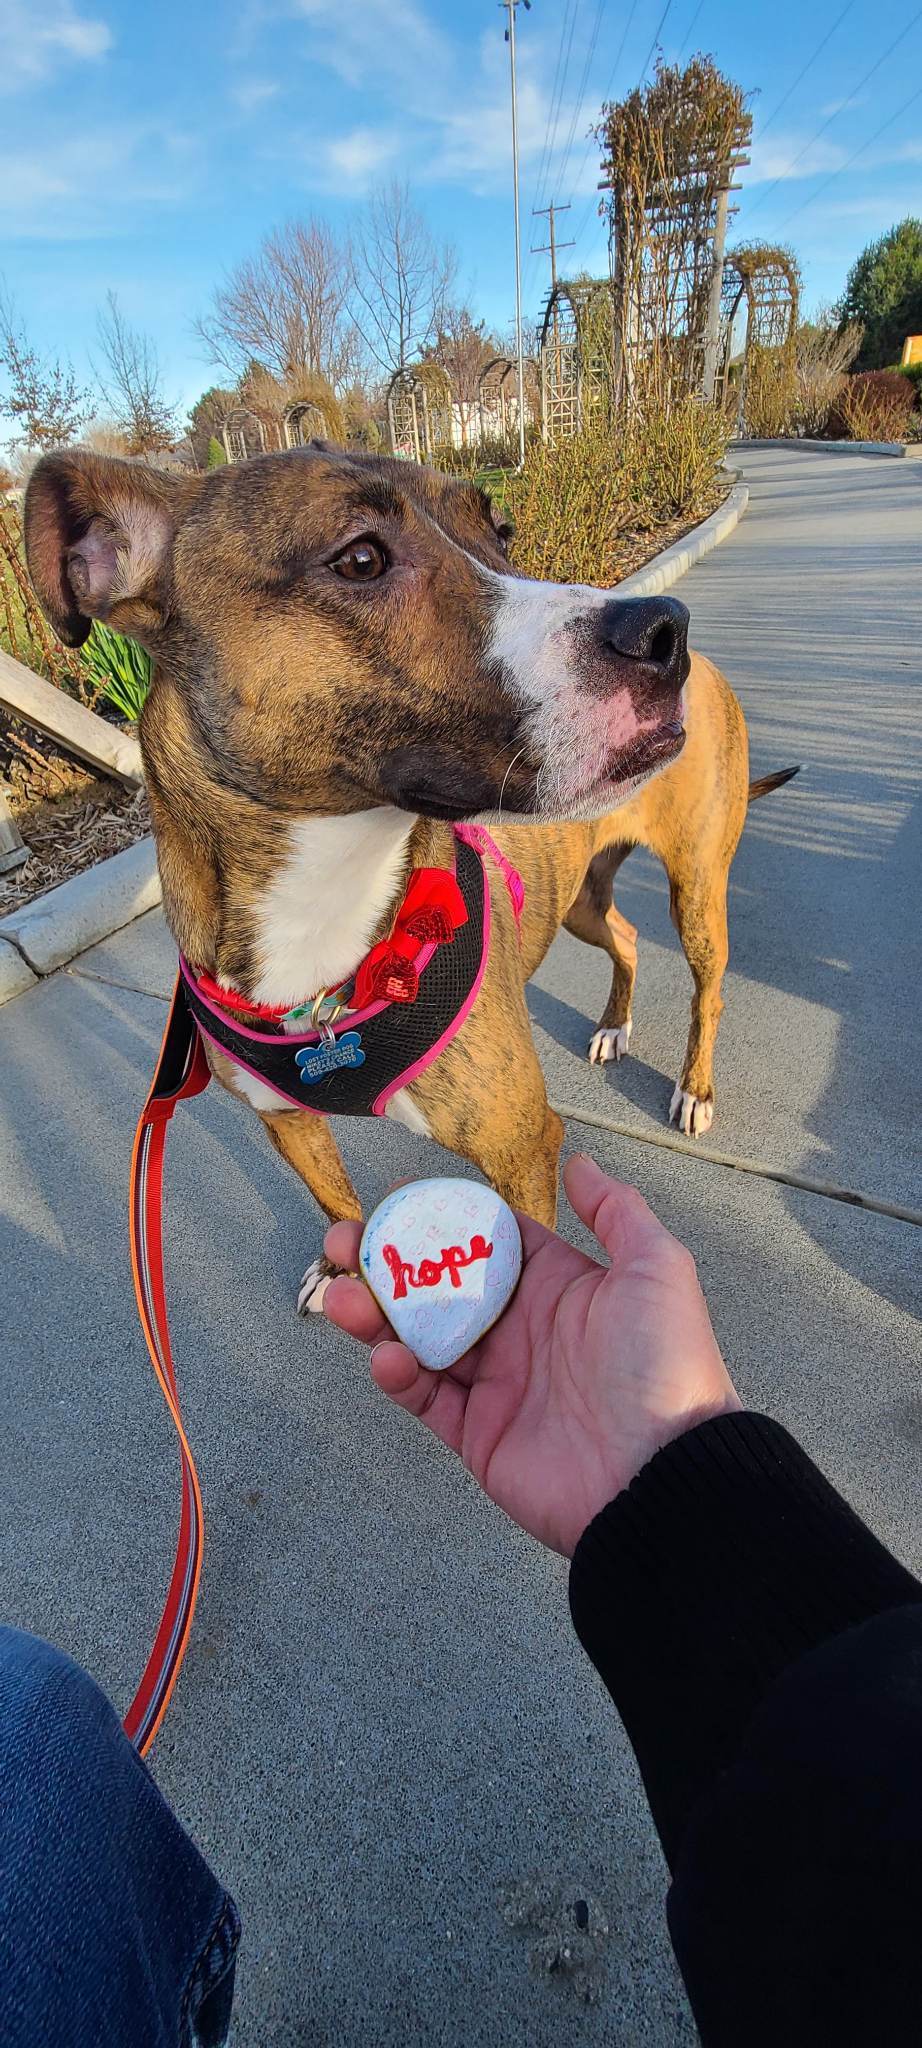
[
  {"xmin": 370, "ymin": 1343, "xmax": 469, "ymax": 1455},
  {"xmin": 323, "ymin": 1273, "xmax": 389, "ymax": 1343},
  {"xmin": 563, "ymin": 1152, "xmax": 662, "ymax": 1259},
  {"xmin": 325, "ymin": 1219, "xmax": 363, "ymax": 1271}
]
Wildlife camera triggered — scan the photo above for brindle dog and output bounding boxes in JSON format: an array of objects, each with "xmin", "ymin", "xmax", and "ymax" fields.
[{"xmin": 25, "ymin": 445, "xmax": 794, "ymax": 1310}]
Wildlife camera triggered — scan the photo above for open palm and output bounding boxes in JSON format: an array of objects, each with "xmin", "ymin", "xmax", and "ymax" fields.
[{"xmin": 323, "ymin": 1153, "xmax": 738, "ymax": 1556}]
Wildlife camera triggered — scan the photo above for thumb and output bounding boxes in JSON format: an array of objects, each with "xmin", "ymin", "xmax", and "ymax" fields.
[{"xmin": 563, "ymin": 1153, "xmax": 660, "ymax": 1261}]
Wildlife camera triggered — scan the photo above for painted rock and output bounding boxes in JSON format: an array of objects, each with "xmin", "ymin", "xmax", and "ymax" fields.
[{"xmin": 359, "ymin": 1177, "xmax": 523, "ymax": 1373}]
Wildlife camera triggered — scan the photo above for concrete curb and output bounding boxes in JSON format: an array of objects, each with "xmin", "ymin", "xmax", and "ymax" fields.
[
  {"xmin": 0, "ymin": 934, "xmax": 38, "ymax": 1003},
  {"xmin": 0, "ymin": 475, "xmax": 751, "ymax": 1008},
  {"xmin": 0, "ymin": 837, "xmax": 160, "ymax": 997},
  {"xmin": 615, "ymin": 479, "xmax": 749, "ymax": 597},
  {"xmin": 732, "ymin": 436, "xmax": 906, "ymax": 459}
]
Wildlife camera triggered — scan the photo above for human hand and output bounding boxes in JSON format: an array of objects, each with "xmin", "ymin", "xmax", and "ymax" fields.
[{"xmin": 322, "ymin": 1154, "xmax": 740, "ymax": 1557}]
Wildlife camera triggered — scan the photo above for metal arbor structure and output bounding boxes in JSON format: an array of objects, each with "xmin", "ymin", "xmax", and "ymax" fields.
[
  {"xmin": 386, "ymin": 365, "xmax": 454, "ymax": 460},
  {"xmin": 539, "ymin": 281, "xmax": 613, "ymax": 443},
  {"xmin": 717, "ymin": 243, "xmax": 801, "ymax": 432},
  {"xmin": 220, "ymin": 408, "xmax": 267, "ymax": 463},
  {"xmin": 477, "ymin": 355, "xmax": 538, "ymax": 444},
  {"xmin": 598, "ymin": 58, "xmax": 751, "ymax": 408}
]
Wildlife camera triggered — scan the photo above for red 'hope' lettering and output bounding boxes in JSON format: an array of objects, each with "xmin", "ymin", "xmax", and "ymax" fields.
[{"xmin": 381, "ymin": 1234, "xmax": 493, "ymax": 1301}]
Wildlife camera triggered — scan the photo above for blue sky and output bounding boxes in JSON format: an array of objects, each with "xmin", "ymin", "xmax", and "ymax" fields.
[{"xmin": 2, "ymin": 0, "xmax": 921, "ymax": 427}]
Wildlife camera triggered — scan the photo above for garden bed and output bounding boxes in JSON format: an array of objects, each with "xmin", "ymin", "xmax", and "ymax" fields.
[
  {"xmin": 603, "ymin": 478, "xmax": 727, "ymax": 582},
  {"xmin": 0, "ymin": 719, "xmax": 150, "ymax": 914}
]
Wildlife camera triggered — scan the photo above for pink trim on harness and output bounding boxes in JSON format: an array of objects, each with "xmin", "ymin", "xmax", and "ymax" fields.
[{"xmin": 455, "ymin": 822, "xmax": 525, "ymax": 930}]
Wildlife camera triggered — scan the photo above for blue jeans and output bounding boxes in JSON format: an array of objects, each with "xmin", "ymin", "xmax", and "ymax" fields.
[{"xmin": 0, "ymin": 1628, "xmax": 239, "ymax": 2046}]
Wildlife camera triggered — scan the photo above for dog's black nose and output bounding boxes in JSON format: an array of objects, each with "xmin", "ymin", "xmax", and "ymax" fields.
[{"xmin": 598, "ymin": 595, "xmax": 689, "ymax": 691}]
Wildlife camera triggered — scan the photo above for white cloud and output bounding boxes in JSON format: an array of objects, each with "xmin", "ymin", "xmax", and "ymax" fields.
[
  {"xmin": 324, "ymin": 126, "xmax": 399, "ymax": 186},
  {"xmin": 0, "ymin": 0, "xmax": 111, "ymax": 92},
  {"xmin": 230, "ymin": 77, "xmax": 281, "ymax": 113},
  {"xmin": 0, "ymin": 126, "xmax": 199, "ymax": 240},
  {"xmin": 746, "ymin": 132, "xmax": 847, "ymax": 185}
]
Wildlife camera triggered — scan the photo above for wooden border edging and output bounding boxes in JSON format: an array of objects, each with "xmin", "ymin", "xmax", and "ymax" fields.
[{"xmin": 0, "ymin": 645, "xmax": 144, "ymax": 787}]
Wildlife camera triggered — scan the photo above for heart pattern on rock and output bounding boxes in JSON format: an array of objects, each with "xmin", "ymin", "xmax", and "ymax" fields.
[{"xmin": 359, "ymin": 1177, "xmax": 523, "ymax": 1373}]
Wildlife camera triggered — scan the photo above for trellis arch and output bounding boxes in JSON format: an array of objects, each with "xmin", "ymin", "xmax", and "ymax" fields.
[
  {"xmin": 539, "ymin": 280, "xmax": 613, "ymax": 443},
  {"xmin": 386, "ymin": 364, "xmax": 454, "ymax": 460},
  {"xmin": 220, "ymin": 408, "xmax": 267, "ymax": 464},
  {"xmin": 283, "ymin": 401, "xmax": 327, "ymax": 448},
  {"xmin": 477, "ymin": 356, "xmax": 538, "ymax": 443},
  {"xmin": 717, "ymin": 242, "xmax": 801, "ymax": 429}
]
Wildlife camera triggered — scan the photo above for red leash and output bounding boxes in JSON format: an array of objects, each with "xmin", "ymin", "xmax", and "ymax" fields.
[
  {"xmin": 121, "ymin": 831, "xmax": 523, "ymax": 1754},
  {"xmin": 124, "ymin": 977, "xmax": 211, "ymax": 1756}
]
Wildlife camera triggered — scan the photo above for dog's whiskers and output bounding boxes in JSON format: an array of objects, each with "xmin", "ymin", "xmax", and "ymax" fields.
[{"xmin": 497, "ymin": 745, "xmax": 527, "ymax": 818}]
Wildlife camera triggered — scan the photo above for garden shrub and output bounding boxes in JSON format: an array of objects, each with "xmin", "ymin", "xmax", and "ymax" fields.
[
  {"xmin": 832, "ymin": 369, "xmax": 915, "ymax": 442},
  {"xmin": 503, "ymin": 398, "xmax": 727, "ymax": 586},
  {"xmin": 793, "ymin": 321, "xmax": 863, "ymax": 437},
  {"xmin": 742, "ymin": 343, "xmax": 796, "ymax": 438},
  {"xmin": 206, "ymin": 436, "xmax": 227, "ymax": 468}
]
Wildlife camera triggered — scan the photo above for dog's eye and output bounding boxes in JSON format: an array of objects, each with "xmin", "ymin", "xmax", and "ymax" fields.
[{"xmin": 330, "ymin": 537, "xmax": 388, "ymax": 582}]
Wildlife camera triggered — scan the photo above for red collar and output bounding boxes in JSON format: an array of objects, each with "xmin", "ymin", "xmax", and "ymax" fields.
[{"xmin": 195, "ymin": 863, "xmax": 469, "ymax": 1024}]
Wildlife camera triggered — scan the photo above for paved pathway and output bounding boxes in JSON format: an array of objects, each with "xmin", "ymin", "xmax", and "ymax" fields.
[{"xmin": 2, "ymin": 446, "xmax": 920, "ymax": 2046}]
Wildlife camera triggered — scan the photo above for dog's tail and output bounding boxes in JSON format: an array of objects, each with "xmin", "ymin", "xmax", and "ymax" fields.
[{"xmin": 748, "ymin": 764, "xmax": 801, "ymax": 805}]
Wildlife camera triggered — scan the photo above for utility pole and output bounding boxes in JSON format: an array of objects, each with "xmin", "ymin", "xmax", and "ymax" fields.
[
  {"xmin": 502, "ymin": 0, "xmax": 530, "ymax": 467},
  {"xmin": 532, "ymin": 201, "xmax": 575, "ymax": 396},
  {"xmin": 531, "ymin": 201, "xmax": 574, "ymax": 296}
]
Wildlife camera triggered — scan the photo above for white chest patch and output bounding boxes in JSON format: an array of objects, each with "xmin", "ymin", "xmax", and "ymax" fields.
[{"xmin": 248, "ymin": 807, "xmax": 416, "ymax": 1011}]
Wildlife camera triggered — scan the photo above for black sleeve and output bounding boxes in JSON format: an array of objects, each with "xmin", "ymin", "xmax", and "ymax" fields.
[{"xmin": 569, "ymin": 1412, "xmax": 922, "ymax": 2046}]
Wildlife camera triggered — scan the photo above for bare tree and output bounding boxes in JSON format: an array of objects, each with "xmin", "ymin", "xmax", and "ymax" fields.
[
  {"xmin": 0, "ymin": 286, "xmax": 92, "ymax": 452},
  {"xmin": 94, "ymin": 293, "xmax": 178, "ymax": 454},
  {"xmin": 195, "ymin": 219, "xmax": 358, "ymax": 388},
  {"xmin": 351, "ymin": 183, "xmax": 457, "ymax": 378},
  {"xmin": 425, "ymin": 303, "xmax": 498, "ymax": 443}
]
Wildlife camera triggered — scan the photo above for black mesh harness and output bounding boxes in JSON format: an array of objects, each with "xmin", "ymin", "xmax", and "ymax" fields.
[{"xmin": 177, "ymin": 828, "xmax": 516, "ymax": 1120}]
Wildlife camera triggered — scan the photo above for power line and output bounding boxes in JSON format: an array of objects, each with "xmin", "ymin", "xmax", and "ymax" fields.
[
  {"xmin": 525, "ymin": 0, "xmax": 580, "ymax": 302},
  {"xmin": 557, "ymin": 0, "xmax": 608, "ymax": 192},
  {"xmin": 756, "ymin": 0, "xmax": 856, "ymax": 139},
  {"xmin": 746, "ymin": 3, "xmax": 922, "ymax": 217},
  {"xmin": 570, "ymin": 0, "xmax": 643, "ymax": 243},
  {"xmin": 779, "ymin": 76, "xmax": 922, "ymax": 227},
  {"xmin": 677, "ymin": 0, "xmax": 704, "ymax": 62},
  {"xmin": 532, "ymin": 0, "xmax": 581, "ymax": 219},
  {"xmin": 636, "ymin": 0, "xmax": 674, "ymax": 88}
]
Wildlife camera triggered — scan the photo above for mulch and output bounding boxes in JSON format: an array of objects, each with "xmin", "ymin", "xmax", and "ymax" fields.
[{"xmin": 0, "ymin": 716, "xmax": 150, "ymax": 915}]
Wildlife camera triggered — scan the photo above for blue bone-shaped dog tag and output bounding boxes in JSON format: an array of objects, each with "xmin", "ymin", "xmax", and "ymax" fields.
[{"xmin": 295, "ymin": 1031, "xmax": 365, "ymax": 1085}]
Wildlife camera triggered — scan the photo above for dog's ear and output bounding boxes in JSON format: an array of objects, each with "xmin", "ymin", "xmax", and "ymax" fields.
[{"xmin": 24, "ymin": 449, "xmax": 199, "ymax": 649}]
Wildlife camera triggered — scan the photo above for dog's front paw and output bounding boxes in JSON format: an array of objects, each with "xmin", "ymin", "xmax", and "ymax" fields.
[
  {"xmin": 669, "ymin": 1083, "xmax": 714, "ymax": 1138},
  {"xmin": 588, "ymin": 1019, "xmax": 632, "ymax": 1065},
  {"xmin": 297, "ymin": 1253, "xmax": 345, "ymax": 1316}
]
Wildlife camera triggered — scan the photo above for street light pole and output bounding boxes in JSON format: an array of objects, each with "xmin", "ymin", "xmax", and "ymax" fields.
[{"xmin": 503, "ymin": 0, "xmax": 530, "ymax": 468}]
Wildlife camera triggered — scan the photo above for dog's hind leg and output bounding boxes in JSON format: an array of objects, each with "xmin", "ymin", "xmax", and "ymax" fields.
[
  {"xmin": 260, "ymin": 1109, "xmax": 363, "ymax": 1314},
  {"xmin": 564, "ymin": 847, "xmax": 638, "ymax": 1066}
]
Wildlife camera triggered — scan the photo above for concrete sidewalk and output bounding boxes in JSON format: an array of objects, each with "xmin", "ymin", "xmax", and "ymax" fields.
[{"xmin": 2, "ymin": 446, "xmax": 921, "ymax": 2046}]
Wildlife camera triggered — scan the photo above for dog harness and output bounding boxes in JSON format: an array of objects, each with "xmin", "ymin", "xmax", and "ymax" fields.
[
  {"xmin": 123, "ymin": 823, "xmax": 523, "ymax": 1754},
  {"xmin": 176, "ymin": 825, "xmax": 520, "ymax": 1119}
]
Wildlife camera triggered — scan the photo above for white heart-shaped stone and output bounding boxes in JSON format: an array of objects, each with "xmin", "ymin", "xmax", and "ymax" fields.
[{"xmin": 359, "ymin": 1177, "xmax": 523, "ymax": 1373}]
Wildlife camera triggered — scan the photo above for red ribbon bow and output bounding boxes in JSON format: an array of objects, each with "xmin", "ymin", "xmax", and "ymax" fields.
[{"xmin": 352, "ymin": 866, "xmax": 468, "ymax": 1009}]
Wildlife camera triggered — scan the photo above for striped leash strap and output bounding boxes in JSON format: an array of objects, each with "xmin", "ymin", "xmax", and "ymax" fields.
[{"xmin": 124, "ymin": 973, "xmax": 211, "ymax": 1756}]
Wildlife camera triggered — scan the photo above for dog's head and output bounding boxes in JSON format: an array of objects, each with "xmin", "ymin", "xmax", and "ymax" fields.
[{"xmin": 25, "ymin": 443, "xmax": 689, "ymax": 824}]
